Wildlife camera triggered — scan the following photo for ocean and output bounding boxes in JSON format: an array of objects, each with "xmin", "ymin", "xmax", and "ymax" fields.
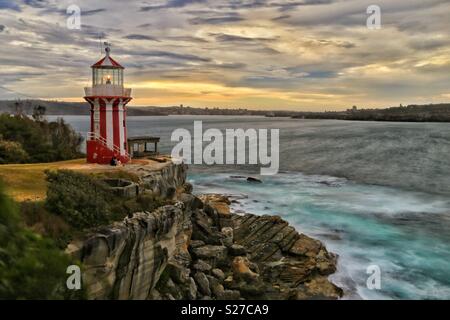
[{"xmin": 55, "ymin": 115, "xmax": 450, "ymax": 300}]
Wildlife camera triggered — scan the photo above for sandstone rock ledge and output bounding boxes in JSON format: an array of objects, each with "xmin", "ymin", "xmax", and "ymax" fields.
[
  {"xmin": 67, "ymin": 161, "xmax": 342, "ymax": 300},
  {"xmin": 184, "ymin": 194, "xmax": 343, "ymax": 300}
]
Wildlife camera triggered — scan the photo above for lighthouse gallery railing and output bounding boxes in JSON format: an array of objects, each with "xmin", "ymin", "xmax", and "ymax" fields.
[{"xmin": 84, "ymin": 85, "xmax": 132, "ymax": 97}]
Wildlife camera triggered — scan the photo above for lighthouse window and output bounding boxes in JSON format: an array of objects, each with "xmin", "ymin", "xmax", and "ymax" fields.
[
  {"xmin": 119, "ymin": 70, "xmax": 123, "ymax": 86},
  {"xmin": 114, "ymin": 69, "xmax": 118, "ymax": 85},
  {"xmin": 92, "ymin": 67, "xmax": 124, "ymax": 87}
]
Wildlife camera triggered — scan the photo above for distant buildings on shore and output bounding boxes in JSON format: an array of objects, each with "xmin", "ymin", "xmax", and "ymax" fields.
[{"xmin": 293, "ymin": 104, "xmax": 450, "ymax": 122}]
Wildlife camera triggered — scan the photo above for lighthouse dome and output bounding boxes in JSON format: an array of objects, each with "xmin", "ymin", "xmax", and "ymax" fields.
[{"xmin": 91, "ymin": 43, "xmax": 124, "ymax": 69}]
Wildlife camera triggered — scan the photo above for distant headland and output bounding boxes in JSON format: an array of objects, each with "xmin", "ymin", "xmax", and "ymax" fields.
[
  {"xmin": 291, "ymin": 104, "xmax": 450, "ymax": 122},
  {"xmin": 1, "ymin": 99, "xmax": 450, "ymax": 122}
]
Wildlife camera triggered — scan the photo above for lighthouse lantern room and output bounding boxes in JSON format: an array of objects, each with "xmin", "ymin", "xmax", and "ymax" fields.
[{"xmin": 84, "ymin": 43, "xmax": 132, "ymax": 164}]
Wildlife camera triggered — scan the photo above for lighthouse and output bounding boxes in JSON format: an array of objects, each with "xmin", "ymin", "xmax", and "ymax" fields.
[{"xmin": 84, "ymin": 43, "xmax": 132, "ymax": 164}]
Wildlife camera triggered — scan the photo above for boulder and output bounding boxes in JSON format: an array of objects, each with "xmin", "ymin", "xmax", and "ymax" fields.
[
  {"xmin": 237, "ymin": 282, "xmax": 266, "ymax": 298},
  {"xmin": 194, "ymin": 272, "xmax": 211, "ymax": 296},
  {"xmin": 166, "ymin": 262, "xmax": 190, "ymax": 284},
  {"xmin": 211, "ymin": 268, "xmax": 226, "ymax": 281},
  {"xmin": 231, "ymin": 256, "xmax": 259, "ymax": 282},
  {"xmin": 187, "ymin": 277, "xmax": 198, "ymax": 300},
  {"xmin": 295, "ymin": 276, "xmax": 343, "ymax": 300},
  {"xmin": 193, "ymin": 260, "xmax": 212, "ymax": 272},
  {"xmin": 207, "ymin": 275, "xmax": 225, "ymax": 298},
  {"xmin": 190, "ymin": 240, "xmax": 206, "ymax": 248},
  {"xmin": 289, "ymin": 234, "xmax": 322, "ymax": 257},
  {"xmin": 199, "ymin": 194, "xmax": 231, "ymax": 216},
  {"xmin": 178, "ymin": 193, "xmax": 204, "ymax": 211},
  {"xmin": 223, "ymin": 276, "xmax": 234, "ymax": 287},
  {"xmin": 247, "ymin": 177, "xmax": 262, "ymax": 184},
  {"xmin": 229, "ymin": 244, "xmax": 247, "ymax": 256},
  {"xmin": 163, "ymin": 278, "xmax": 182, "ymax": 300},
  {"xmin": 221, "ymin": 227, "xmax": 234, "ymax": 247},
  {"xmin": 191, "ymin": 210, "xmax": 224, "ymax": 245},
  {"xmin": 217, "ymin": 290, "xmax": 241, "ymax": 300},
  {"xmin": 192, "ymin": 245, "xmax": 227, "ymax": 261}
]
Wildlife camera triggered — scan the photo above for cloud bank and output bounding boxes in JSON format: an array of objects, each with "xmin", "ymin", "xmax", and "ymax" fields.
[{"xmin": 0, "ymin": 0, "xmax": 449, "ymax": 110}]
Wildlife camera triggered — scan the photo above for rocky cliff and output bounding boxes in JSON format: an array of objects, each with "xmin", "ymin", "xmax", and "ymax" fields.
[{"xmin": 67, "ymin": 161, "xmax": 342, "ymax": 300}]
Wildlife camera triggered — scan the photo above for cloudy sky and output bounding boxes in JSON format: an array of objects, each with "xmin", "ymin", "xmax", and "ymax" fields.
[{"xmin": 0, "ymin": 0, "xmax": 450, "ymax": 110}]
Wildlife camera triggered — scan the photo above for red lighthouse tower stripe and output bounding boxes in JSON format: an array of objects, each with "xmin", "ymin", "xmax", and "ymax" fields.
[
  {"xmin": 112, "ymin": 100, "xmax": 120, "ymax": 154},
  {"xmin": 99, "ymin": 99, "xmax": 107, "ymax": 140}
]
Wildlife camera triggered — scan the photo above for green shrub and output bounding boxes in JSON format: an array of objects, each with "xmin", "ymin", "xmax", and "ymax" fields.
[
  {"xmin": 45, "ymin": 170, "xmax": 113, "ymax": 230},
  {"xmin": 20, "ymin": 201, "xmax": 72, "ymax": 249},
  {"xmin": 0, "ymin": 181, "xmax": 78, "ymax": 300},
  {"xmin": 45, "ymin": 170, "xmax": 170, "ymax": 230}
]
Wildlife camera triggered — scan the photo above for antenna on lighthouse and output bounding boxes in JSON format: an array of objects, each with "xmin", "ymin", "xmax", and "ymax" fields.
[{"xmin": 104, "ymin": 42, "xmax": 111, "ymax": 56}]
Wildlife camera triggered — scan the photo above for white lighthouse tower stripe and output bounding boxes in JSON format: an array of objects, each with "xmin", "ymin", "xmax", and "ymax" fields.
[
  {"xmin": 105, "ymin": 100, "xmax": 114, "ymax": 149},
  {"xmin": 123, "ymin": 105, "xmax": 128, "ymax": 156},
  {"xmin": 118, "ymin": 102, "xmax": 125, "ymax": 155},
  {"xmin": 93, "ymin": 99, "xmax": 100, "ymax": 136}
]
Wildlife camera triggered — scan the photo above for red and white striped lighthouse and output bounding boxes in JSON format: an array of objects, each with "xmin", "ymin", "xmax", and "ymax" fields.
[{"xmin": 84, "ymin": 43, "xmax": 132, "ymax": 164}]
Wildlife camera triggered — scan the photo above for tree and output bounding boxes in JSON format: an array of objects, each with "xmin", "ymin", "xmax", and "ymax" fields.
[
  {"xmin": 32, "ymin": 105, "xmax": 46, "ymax": 122},
  {"xmin": 0, "ymin": 139, "xmax": 29, "ymax": 164},
  {"xmin": 0, "ymin": 114, "xmax": 83, "ymax": 163}
]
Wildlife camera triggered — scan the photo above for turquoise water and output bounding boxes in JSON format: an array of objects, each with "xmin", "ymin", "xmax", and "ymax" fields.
[
  {"xmin": 58, "ymin": 115, "xmax": 450, "ymax": 300},
  {"xmin": 190, "ymin": 171, "xmax": 450, "ymax": 300}
]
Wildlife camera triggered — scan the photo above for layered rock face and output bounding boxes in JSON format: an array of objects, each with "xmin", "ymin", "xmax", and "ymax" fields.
[
  {"xmin": 124, "ymin": 159, "xmax": 188, "ymax": 198},
  {"xmin": 68, "ymin": 205, "xmax": 192, "ymax": 299},
  {"xmin": 172, "ymin": 194, "xmax": 343, "ymax": 300},
  {"xmin": 67, "ymin": 162, "xmax": 342, "ymax": 300},
  {"xmin": 66, "ymin": 161, "xmax": 191, "ymax": 300}
]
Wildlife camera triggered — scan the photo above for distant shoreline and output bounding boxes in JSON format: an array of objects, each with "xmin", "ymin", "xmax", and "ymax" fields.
[
  {"xmin": 1, "ymin": 99, "xmax": 450, "ymax": 122},
  {"xmin": 290, "ymin": 117, "xmax": 450, "ymax": 123}
]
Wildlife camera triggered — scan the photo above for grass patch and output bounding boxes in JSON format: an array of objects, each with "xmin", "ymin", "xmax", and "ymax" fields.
[
  {"xmin": 0, "ymin": 159, "xmax": 144, "ymax": 201},
  {"xmin": 0, "ymin": 159, "xmax": 86, "ymax": 201}
]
